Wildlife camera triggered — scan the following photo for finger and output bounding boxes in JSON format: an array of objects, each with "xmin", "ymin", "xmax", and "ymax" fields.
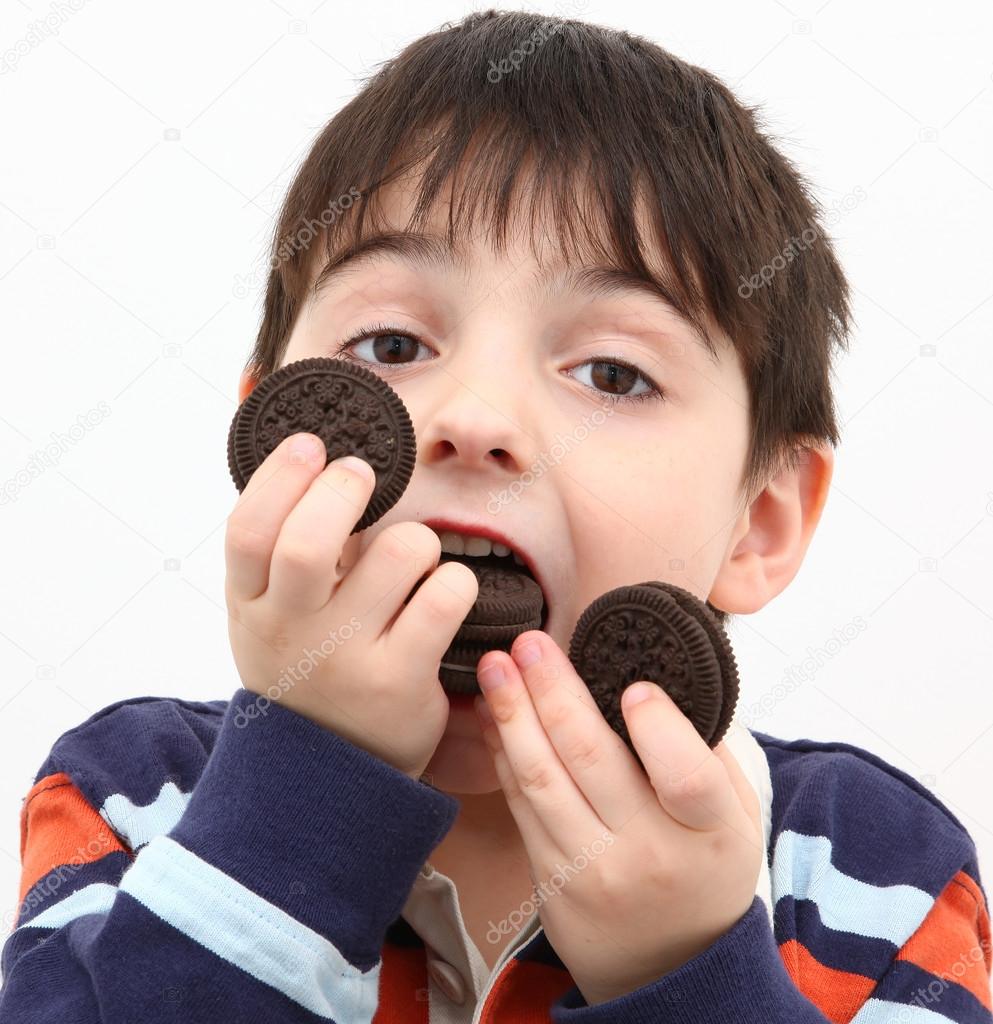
[
  {"xmin": 225, "ymin": 433, "xmax": 333, "ymax": 601},
  {"xmin": 507, "ymin": 631, "xmax": 654, "ymax": 832},
  {"xmin": 474, "ymin": 650, "xmax": 603, "ymax": 851},
  {"xmin": 712, "ymin": 734, "xmax": 762, "ymax": 829},
  {"xmin": 266, "ymin": 454, "xmax": 377, "ymax": 611},
  {"xmin": 476, "ymin": 700, "xmax": 558, "ymax": 861},
  {"xmin": 621, "ymin": 682, "xmax": 741, "ymax": 832},
  {"xmin": 266, "ymin": 454, "xmax": 377, "ymax": 613},
  {"xmin": 360, "ymin": 532, "xmax": 472, "ymax": 643}
]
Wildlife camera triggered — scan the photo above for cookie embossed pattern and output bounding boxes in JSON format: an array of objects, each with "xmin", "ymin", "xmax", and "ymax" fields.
[
  {"xmin": 226, "ymin": 356, "xmax": 416, "ymax": 533},
  {"xmin": 568, "ymin": 581, "xmax": 740, "ymax": 756}
]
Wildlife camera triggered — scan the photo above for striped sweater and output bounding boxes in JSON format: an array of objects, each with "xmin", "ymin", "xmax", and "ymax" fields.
[{"xmin": 1, "ymin": 686, "xmax": 990, "ymax": 1023}]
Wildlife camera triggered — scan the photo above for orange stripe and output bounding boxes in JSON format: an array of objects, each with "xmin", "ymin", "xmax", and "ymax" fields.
[
  {"xmin": 778, "ymin": 939, "xmax": 876, "ymax": 1023},
  {"xmin": 897, "ymin": 869, "xmax": 992, "ymax": 1012},
  {"xmin": 373, "ymin": 942, "xmax": 429, "ymax": 1024},
  {"xmin": 479, "ymin": 959, "xmax": 574, "ymax": 1022},
  {"xmin": 17, "ymin": 772, "xmax": 129, "ymax": 914}
]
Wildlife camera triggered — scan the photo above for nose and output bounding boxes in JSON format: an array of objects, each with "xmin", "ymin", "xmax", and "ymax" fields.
[{"xmin": 415, "ymin": 353, "xmax": 540, "ymax": 479}]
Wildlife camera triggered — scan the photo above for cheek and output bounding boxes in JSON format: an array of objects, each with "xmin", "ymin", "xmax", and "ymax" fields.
[{"xmin": 564, "ymin": 444, "xmax": 718, "ymax": 593}]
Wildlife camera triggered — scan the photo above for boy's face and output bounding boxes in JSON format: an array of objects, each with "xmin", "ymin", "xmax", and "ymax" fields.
[{"xmin": 269, "ymin": 175, "xmax": 754, "ymax": 794}]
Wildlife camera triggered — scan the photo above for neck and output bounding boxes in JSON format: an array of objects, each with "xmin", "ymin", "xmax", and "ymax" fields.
[{"xmin": 430, "ymin": 789, "xmax": 526, "ymax": 868}]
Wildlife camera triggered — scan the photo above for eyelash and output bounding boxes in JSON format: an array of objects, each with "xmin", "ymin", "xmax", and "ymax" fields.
[{"xmin": 329, "ymin": 321, "xmax": 665, "ymax": 406}]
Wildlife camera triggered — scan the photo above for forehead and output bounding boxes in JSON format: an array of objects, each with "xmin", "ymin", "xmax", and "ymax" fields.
[{"xmin": 307, "ymin": 166, "xmax": 726, "ymax": 364}]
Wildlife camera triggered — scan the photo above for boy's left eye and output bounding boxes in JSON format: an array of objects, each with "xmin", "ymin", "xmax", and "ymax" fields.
[{"xmin": 330, "ymin": 323, "xmax": 665, "ymax": 406}]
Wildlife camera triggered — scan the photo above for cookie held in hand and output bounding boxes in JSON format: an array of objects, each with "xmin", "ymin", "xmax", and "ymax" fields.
[
  {"xmin": 567, "ymin": 581, "xmax": 739, "ymax": 757},
  {"xmin": 437, "ymin": 565, "xmax": 545, "ymax": 694},
  {"xmin": 226, "ymin": 357, "xmax": 416, "ymax": 533}
]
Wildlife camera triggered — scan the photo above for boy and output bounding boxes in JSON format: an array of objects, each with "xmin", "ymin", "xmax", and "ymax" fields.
[{"xmin": 2, "ymin": 9, "xmax": 990, "ymax": 1023}]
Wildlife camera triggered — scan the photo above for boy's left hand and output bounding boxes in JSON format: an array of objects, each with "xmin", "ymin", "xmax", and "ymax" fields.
[{"xmin": 474, "ymin": 630, "xmax": 764, "ymax": 1007}]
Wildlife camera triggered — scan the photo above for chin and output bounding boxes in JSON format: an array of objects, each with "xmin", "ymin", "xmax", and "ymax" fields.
[{"xmin": 422, "ymin": 704, "xmax": 501, "ymax": 794}]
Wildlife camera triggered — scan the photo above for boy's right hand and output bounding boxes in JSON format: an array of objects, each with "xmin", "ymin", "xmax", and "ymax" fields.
[{"xmin": 224, "ymin": 431, "xmax": 478, "ymax": 781}]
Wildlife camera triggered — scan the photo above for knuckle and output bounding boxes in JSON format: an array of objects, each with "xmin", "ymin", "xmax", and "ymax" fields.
[
  {"xmin": 647, "ymin": 858, "xmax": 679, "ymax": 893},
  {"xmin": 561, "ymin": 733, "xmax": 603, "ymax": 773},
  {"xmin": 377, "ymin": 522, "xmax": 441, "ymax": 572},
  {"xmin": 673, "ymin": 763, "xmax": 711, "ymax": 802},
  {"xmin": 225, "ymin": 520, "xmax": 270, "ymax": 561},
  {"xmin": 272, "ymin": 539, "xmax": 318, "ymax": 573},
  {"xmin": 376, "ymin": 523, "xmax": 421, "ymax": 565},
  {"xmin": 362, "ymin": 672, "xmax": 395, "ymax": 703},
  {"xmin": 518, "ymin": 757, "xmax": 556, "ymax": 795},
  {"xmin": 418, "ymin": 583, "xmax": 465, "ymax": 623},
  {"xmin": 542, "ymin": 699, "xmax": 573, "ymax": 734},
  {"xmin": 703, "ymin": 827, "xmax": 735, "ymax": 863}
]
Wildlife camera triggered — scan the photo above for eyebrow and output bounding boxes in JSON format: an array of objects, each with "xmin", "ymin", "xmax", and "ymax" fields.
[{"xmin": 311, "ymin": 230, "xmax": 715, "ymax": 360}]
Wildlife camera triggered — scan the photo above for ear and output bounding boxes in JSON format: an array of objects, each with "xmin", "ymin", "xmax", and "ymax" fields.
[
  {"xmin": 709, "ymin": 444, "xmax": 834, "ymax": 615},
  {"xmin": 238, "ymin": 366, "xmax": 260, "ymax": 404}
]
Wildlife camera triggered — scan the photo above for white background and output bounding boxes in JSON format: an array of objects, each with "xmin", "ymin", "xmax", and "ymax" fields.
[{"xmin": 1, "ymin": 0, "xmax": 991, "ymax": 927}]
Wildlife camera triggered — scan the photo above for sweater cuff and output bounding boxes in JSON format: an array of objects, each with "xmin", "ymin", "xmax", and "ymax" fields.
[
  {"xmin": 168, "ymin": 686, "xmax": 459, "ymax": 969},
  {"xmin": 551, "ymin": 896, "xmax": 825, "ymax": 1023}
]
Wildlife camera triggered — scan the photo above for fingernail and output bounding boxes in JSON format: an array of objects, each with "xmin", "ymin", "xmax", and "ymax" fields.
[
  {"xmin": 514, "ymin": 641, "xmax": 541, "ymax": 668},
  {"xmin": 289, "ymin": 433, "xmax": 322, "ymax": 463},
  {"xmin": 333, "ymin": 455, "xmax": 376, "ymax": 484},
  {"xmin": 624, "ymin": 682, "xmax": 654, "ymax": 707},
  {"xmin": 477, "ymin": 661, "xmax": 506, "ymax": 689}
]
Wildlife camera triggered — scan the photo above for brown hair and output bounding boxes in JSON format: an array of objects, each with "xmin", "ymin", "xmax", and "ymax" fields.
[{"xmin": 245, "ymin": 9, "xmax": 853, "ymax": 622}]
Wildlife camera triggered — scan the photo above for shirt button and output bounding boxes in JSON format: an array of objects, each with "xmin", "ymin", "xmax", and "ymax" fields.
[{"xmin": 426, "ymin": 957, "xmax": 467, "ymax": 1005}]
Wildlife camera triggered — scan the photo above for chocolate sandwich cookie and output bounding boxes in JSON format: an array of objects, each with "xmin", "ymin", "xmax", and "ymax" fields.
[
  {"xmin": 567, "ymin": 582, "xmax": 738, "ymax": 760},
  {"xmin": 641, "ymin": 580, "xmax": 739, "ymax": 752},
  {"xmin": 227, "ymin": 357, "xmax": 416, "ymax": 533},
  {"xmin": 437, "ymin": 564, "xmax": 544, "ymax": 694}
]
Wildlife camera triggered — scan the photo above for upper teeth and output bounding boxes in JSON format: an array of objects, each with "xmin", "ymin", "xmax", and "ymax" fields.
[{"xmin": 436, "ymin": 530, "xmax": 526, "ymax": 566}]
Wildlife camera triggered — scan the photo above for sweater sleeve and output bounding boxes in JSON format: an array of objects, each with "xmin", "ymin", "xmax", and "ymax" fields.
[
  {"xmin": 550, "ymin": 862, "xmax": 993, "ymax": 1023},
  {"xmin": 549, "ymin": 896, "xmax": 837, "ymax": 1023},
  {"xmin": 0, "ymin": 687, "xmax": 459, "ymax": 1023}
]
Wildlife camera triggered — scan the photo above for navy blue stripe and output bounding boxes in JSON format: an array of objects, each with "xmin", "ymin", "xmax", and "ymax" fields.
[
  {"xmin": 37, "ymin": 695, "xmax": 225, "ymax": 806},
  {"xmin": 756, "ymin": 733, "xmax": 973, "ymax": 896},
  {"xmin": 15, "ymin": 851, "xmax": 132, "ymax": 929},
  {"xmin": 773, "ymin": 895, "xmax": 898, "ymax": 980},
  {"xmin": 868, "ymin": 958, "xmax": 990, "ymax": 1024},
  {"xmin": 5, "ymin": 895, "xmax": 341, "ymax": 1023}
]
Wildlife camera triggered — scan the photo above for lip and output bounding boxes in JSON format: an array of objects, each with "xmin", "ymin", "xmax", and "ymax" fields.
[{"xmin": 422, "ymin": 516, "xmax": 550, "ymax": 627}]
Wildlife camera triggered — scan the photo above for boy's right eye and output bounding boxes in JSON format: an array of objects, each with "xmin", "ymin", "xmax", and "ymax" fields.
[{"xmin": 331, "ymin": 323, "xmax": 433, "ymax": 367}]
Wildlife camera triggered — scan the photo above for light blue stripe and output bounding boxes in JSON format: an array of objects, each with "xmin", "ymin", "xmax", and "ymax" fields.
[
  {"xmin": 118, "ymin": 835, "xmax": 378, "ymax": 1022},
  {"xmin": 849, "ymin": 997, "xmax": 959, "ymax": 1023},
  {"xmin": 99, "ymin": 780, "xmax": 191, "ymax": 849},
  {"xmin": 20, "ymin": 882, "xmax": 117, "ymax": 928},
  {"xmin": 771, "ymin": 830, "xmax": 935, "ymax": 945}
]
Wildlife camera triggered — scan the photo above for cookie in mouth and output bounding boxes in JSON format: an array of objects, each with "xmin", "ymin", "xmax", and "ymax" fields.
[{"xmin": 435, "ymin": 551, "xmax": 547, "ymax": 695}]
